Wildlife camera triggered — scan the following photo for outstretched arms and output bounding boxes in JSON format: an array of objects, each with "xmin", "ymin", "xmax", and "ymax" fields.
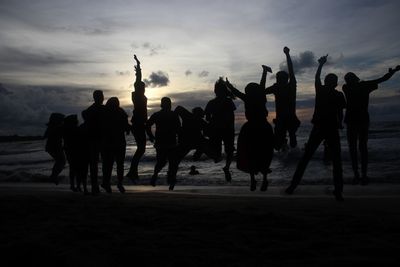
[
  {"xmin": 369, "ymin": 65, "xmax": 400, "ymax": 84},
  {"xmin": 284, "ymin": 47, "xmax": 296, "ymax": 84},
  {"xmin": 134, "ymin": 54, "xmax": 142, "ymax": 84},
  {"xmin": 315, "ymin": 55, "xmax": 328, "ymax": 89}
]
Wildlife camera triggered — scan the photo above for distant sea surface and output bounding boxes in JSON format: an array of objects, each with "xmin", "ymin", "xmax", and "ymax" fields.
[{"xmin": 1, "ymin": 121, "xmax": 400, "ymax": 185}]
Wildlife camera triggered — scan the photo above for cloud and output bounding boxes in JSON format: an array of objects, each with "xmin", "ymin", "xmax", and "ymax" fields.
[
  {"xmin": 0, "ymin": 46, "xmax": 90, "ymax": 71},
  {"xmin": 279, "ymin": 51, "xmax": 316, "ymax": 74},
  {"xmin": 198, "ymin": 71, "xmax": 209, "ymax": 78},
  {"xmin": 0, "ymin": 83, "xmax": 113, "ymax": 135},
  {"xmin": 185, "ymin": 70, "xmax": 192, "ymax": 76},
  {"xmin": 131, "ymin": 42, "xmax": 164, "ymax": 56},
  {"xmin": 0, "ymin": 84, "xmax": 12, "ymax": 95},
  {"xmin": 144, "ymin": 71, "xmax": 170, "ymax": 87},
  {"xmin": 115, "ymin": 70, "xmax": 130, "ymax": 76}
]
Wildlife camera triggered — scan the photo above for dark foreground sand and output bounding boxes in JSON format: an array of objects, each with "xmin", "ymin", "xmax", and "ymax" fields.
[{"xmin": 1, "ymin": 184, "xmax": 400, "ymax": 267}]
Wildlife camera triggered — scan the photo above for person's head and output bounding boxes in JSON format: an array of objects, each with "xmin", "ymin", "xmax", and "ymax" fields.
[
  {"xmin": 64, "ymin": 114, "xmax": 78, "ymax": 128},
  {"xmin": 134, "ymin": 81, "xmax": 146, "ymax": 95},
  {"xmin": 93, "ymin": 90, "xmax": 104, "ymax": 104},
  {"xmin": 106, "ymin": 97, "xmax": 120, "ymax": 109},
  {"xmin": 192, "ymin": 107, "xmax": 204, "ymax": 119},
  {"xmin": 276, "ymin": 71, "xmax": 289, "ymax": 85},
  {"xmin": 214, "ymin": 78, "xmax": 228, "ymax": 98},
  {"xmin": 344, "ymin": 72, "xmax": 360, "ymax": 86},
  {"xmin": 244, "ymin": 82, "xmax": 261, "ymax": 95},
  {"xmin": 47, "ymin": 113, "xmax": 65, "ymax": 127},
  {"xmin": 160, "ymin": 97, "xmax": 172, "ymax": 111},
  {"xmin": 324, "ymin": 73, "xmax": 338, "ymax": 88}
]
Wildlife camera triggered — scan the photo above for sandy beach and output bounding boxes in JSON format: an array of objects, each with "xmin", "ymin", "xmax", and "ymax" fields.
[{"xmin": 1, "ymin": 183, "xmax": 400, "ymax": 266}]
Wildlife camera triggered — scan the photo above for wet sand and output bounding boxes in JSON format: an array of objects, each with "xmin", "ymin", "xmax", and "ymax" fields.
[{"xmin": 1, "ymin": 183, "xmax": 400, "ymax": 266}]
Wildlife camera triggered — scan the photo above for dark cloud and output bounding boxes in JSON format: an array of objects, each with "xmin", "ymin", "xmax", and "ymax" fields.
[
  {"xmin": 185, "ymin": 70, "xmax": 192, "ymax": 76},
  {"xmin": 279, "ymin": 51, "xmax": 316, "ymax": 74},
  {"xmin": 0, "ymin": 84, "xmax": 114, "ymax": 135},
  {"xmin": 144, "ymin": 71, "xmax": 170, "ymax": 87},
  {"xmin": 0, "ymin": 84, "xmax": 12, "ymax": 95},
  {"xmin": 198, "ymin": 71, "xmax": 209, "ymax": 78},
  {"xmin": 52, "ymin": 26, "xmax": 112, "ymax": 35},
  {"xmin": 0, "ymin": 46, "xmax": 90, "ymax": 71}
]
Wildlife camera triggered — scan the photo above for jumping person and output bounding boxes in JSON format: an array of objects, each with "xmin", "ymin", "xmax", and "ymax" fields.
[
  {"xmin": 146, "ymin": 97, "xmax": 181, "ymax": 190},
  {"xmin": 285, "ymin": 55, "xmax": 346, "ymax": 201},
  {"xmin": 126, "ymin": 54, "xmax": 148, "ymax": 182},
  {"xmin": 265, "ymin": 46, "xmax": 300, "ymax": 150},
  {"xmin": 226, "ymin": 65, "xmax": 274, "ymax": 191},
  {"xmin": 205, "ymin": 78, "xmax": 236, "ymax": 182},
  {"xmin": 343, "ymin": 65, "xmax": 400, "ymax": 185}
]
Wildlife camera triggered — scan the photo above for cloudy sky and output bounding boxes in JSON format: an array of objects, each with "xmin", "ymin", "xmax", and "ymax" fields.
[{"xmin": 1, "ymin": 0, "xmax": 400, "ymax": 135}]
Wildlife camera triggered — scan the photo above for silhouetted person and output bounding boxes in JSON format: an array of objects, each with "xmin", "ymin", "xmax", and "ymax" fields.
[
  {"xmin": 126, "ymin": 54, "xmax": 148, "ymax": 182},
  {"xmin": 285, "ymin": 55, "xmax": 346, "ymax": 201},
  {"xmin": 343, "ymin": 65, "xmax": 400, "ymax": 185},
  {"xmin": 44, "ymin": 113, "xmax": 66, "ymax": 185},
  {"xmin": 226, "ymin": 65, "xmax": 274, "ymax": 191},
  {"xmin": 146, "ymin": 97, "xmax": 181, "ymax": 190},
  {"xmin": 101, "ymin": 97, "xmax": 130, "ymax": 193},
  {"xmin": 75, "ymin": 110, "xmax": 90, "ymax": 195},
  {"xmin": 63, "ymin": 115, "xmax": 80, "ymax": 192},
  {"xmin": 168, "ymin": 105, "xmax": 216, "ymax": 180},
  {"xmin": 83, "ymin": 90, "xmax": 106, "ymax": 195},
  {"xmin": 189, "ymin": 165, "xmax": 200, "ymax": 175},
  {"xmin": 266, "ymin": 47, "xmax": 300, "ymax": 150},
  {"xmin": 205, "ymin": 78, "xmax": 236, "ymax": 182}
]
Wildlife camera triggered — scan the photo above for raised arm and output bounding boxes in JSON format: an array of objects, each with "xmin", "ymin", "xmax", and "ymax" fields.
[
  {"xmin": 315, "ymin": 55, "xmax": 328, "ymax": 90},
  {"xmin": 284, "ymin": 47, "xmax": 296, "ymax": 84},
  {"xmin": 175, "ymin": 105, "xmax": 192, "ymax": 121},
  {"xmin": 369, "ymin": 65, "xmax": 400, "ymax": 84},
  {"xmin": 134, "ymin": 54, "xmax": 142, "ymax": 84},
  {"xmin": 260, "ymin": 65, "xmax": 272, "ymax": 89},
  {"xmin": 225, "ymin": 78, "xmax": 245, "ymax": 100}
]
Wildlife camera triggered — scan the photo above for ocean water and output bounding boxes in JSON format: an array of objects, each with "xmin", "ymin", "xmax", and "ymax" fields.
[{"xmin": 1, "ymin": 121, "xmax": 400, "ymax": 186}]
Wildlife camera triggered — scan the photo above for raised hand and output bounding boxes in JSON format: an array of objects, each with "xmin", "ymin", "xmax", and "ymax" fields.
[
  {"xmin": 262, "ymin": 65, "xmax": 272, "ymax": 73},
  {"xmin": 134, "ymin": 54, "xmax": 140, "ymax": 64},
  {"xmin": 318, "ymin": 54, "xmax": 328, "ymax": 65},
  {"xmin": 283, "ymin": 46, "xmax": 290, "ymax": 54}
]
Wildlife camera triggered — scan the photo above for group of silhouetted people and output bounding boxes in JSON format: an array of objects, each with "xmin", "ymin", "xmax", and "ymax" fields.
[{"xmin": 44, "ymin": 50, "xmax": 400, "ymax": 200}]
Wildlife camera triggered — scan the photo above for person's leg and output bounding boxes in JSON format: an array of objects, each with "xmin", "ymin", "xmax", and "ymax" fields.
[
  {"xmin": 65, "ymin": 152, "xmax": 77, "ymax": 191},
  {"xmin": 288, "ymin": 116, "xmax": 300, "ymax": 148},
  {"xmin": 116, "ymin": 146, "xmax": 126, "ymax": 193},
  {"xmin": 359, "ymin": 123, "xmax": 369, "ymax": 185},
  {"xmin": 347, "ymin": 124, "xmax": 360, "ymax": 184},
  {"xmin": 49, "ymin": 150, "xmax": 66, "ymax": 185},
  {"xmin": 127, "ymin": 128, "xmax": 146, "ymax": 180},
  {"xmin": 286, "ymin": 127, "xmax": 324, "ymax": 194},
  {"xmin": 326, "ymin": 130, "xmax": 344, "ymax": 201},
  {"xmin": 101, "ymin": 149, "xmax": 113, "ymax": 193},
  {"xmin": 223, "ymin": 128, "xmax": 235, "ymax": 182},
  {"xmin": 260, "ymin": 171, "xmax": 268, "ymax": 192},
  {"xmin": 274, "ymin": 120, "xmax": 286, "ymax": 151},
  {"xmin": 89, "ymin": 146, "xmax": 100, "ymax": 194},
  {"xmin": 250, "ymin": 172, "xmax": 256, "ymax": 191},
  {"xmin": 151, "ymin": 148, "xmax": 168, "ymax": 186}
]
